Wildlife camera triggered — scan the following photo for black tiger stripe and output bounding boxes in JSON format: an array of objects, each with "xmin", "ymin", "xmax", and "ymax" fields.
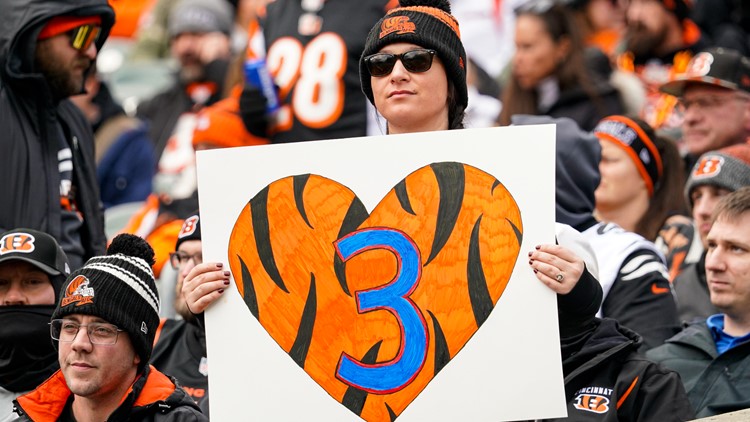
[
  {"xmin": 507, "ymin": 218, "xmax": 523, "ymax": 246},
  {"xmin": 337, "ymin": 196, "xmax": 369, "ymax": 239},
  {"xmin": 290, "ymin": 273, "xmax": 316, "ymax": 368},
  {"xmin": 342, "ymin": 340, "xmax": 382, "ymax": 416},
  {"xmin": 386, "ymin": 403, "xmax": 398, "ymax": 421},
  {"xmin": 334, "ymin": 253, "xmax": 351, "ymax": 296},
  {"xmin": 425, "ymin": 162, "xmax": 464, "ymax": 266},
  {"xmin": 468, "ymin": 215, "xmax": 493, "ymax": 327},
  {"xmin": 395, "ymin": 179, "xmax": 416, "ymax": 215},
  {"xmin": 250, "ymin": 186, "xmax": 289, "ymax": 293},
  {"xmin": 334, "ymin": 197, "xmax": 369, "ymax": 296},
  {"xmin": 491, "ymin": 179, "xmax": 501, "ymax": 193},
  {"xmin": 428, "ymin": 310, "xmax": 450, "ymax": 375},
  {"xmin": 238, "ymin": 255, "xmax": 259, "ymax": 319},
  {"xmin": 293, "ymin": 174, "xmax": 313, "ymax": 229}
]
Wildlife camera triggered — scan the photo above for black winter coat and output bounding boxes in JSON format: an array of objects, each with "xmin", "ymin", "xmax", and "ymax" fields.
[
  {"xmin": 0, "ymin": 0, "xmax": 113, "ymax": 263},
  {"xmin": 544, "ymin": 318, "xmax": 695, "ymax": 421}
]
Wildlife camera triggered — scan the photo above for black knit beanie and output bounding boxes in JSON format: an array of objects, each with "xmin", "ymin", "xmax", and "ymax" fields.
[
  {"xmin": 359, "ymin": 0, "xmax": 467, "ymax": 109},
  {"xmin": 52, "ymin": 234, "xmax": 159, "ymax": 374}
]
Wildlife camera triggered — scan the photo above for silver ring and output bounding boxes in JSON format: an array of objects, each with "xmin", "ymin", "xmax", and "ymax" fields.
[{"xmin": 555, "ymin": 273, "xmax": 564, "ymax": 282}]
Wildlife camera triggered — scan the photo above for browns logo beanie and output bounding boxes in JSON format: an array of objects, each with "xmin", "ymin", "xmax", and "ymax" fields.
[
  {"xmin": 360, "ymin": 0, "xmax": 467, "ymax": 109},
  {"xmin": 52, "ymin": 234, "xmax": 159, "ymax": 373}
]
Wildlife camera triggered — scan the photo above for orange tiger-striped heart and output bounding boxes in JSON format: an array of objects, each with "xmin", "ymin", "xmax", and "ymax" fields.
[{"xmin": 228, "ymin": 162, "xmax": 522, "ymax": 421}]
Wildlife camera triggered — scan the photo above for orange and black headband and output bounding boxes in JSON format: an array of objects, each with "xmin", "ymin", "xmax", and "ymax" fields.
[{"xmin": 594, "ymin": 116, "xmax": 664, "ymax": 197}]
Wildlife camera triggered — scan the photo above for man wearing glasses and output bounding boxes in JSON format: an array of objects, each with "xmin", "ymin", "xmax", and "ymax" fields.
[
  {"xmin": 660, "ymin": 47, "xmax": 750, "ymax": 168},
  {"xmin": 655, "ymin": 48, "xmax": 750, "ymax": 282},
  {"xmin": 150, "ymin": 213, "xmax": 211, "ymax": 408},
  {"xmin": 0, "ymin": 0, "xmax": 113, "ymax": 271},
  {"xmin": 13, "ymin": 234, "xmax": 207, "ymax": 421}
]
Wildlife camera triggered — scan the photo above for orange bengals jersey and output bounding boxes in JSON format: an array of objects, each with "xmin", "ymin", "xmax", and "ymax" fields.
[{"xmin": 255, "ymin": 0, "xmax": 395, "ymax": 143}]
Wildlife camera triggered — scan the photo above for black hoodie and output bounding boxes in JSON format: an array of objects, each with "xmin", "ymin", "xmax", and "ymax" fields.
[{"xmin": 0, "ymin": 0, "xmax": 114, "ymax": 266}]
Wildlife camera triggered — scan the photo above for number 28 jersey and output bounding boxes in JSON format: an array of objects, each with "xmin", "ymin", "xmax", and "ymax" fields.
[{"xmin": 258, "ymin": 0, "xmax": 394, "ymax": 143}]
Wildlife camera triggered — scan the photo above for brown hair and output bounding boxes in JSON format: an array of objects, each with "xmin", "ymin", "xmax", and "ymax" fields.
[
  {"xmin": 630, "ymin": 118, "xmax": 687, "ymax": 240},
  {"xmin": 498, "ymin": 3, "xmax": 598, "ymax": 126},
  {"xmin": 713, "ymin": 186, "xmax": 750, "ymax": 223}
]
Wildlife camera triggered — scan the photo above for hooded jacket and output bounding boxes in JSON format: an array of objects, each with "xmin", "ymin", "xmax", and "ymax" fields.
[
  {"xmin": 13, "ymin": 365, "xmax": 207, "ymax": 422},
  {"xmin": 543, "ymin": 318, "xmax": 694, "ymax": 421},
  {"xmin": 646, "ymin": 321, "xmax": 750, "ymax": 417},
  {"xmin": 0, "ymin": 0, "xmax": 113, "ymax": 265}
]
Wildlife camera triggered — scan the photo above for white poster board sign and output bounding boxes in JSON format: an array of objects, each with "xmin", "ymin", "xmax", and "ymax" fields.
[{"xmin": 196, "ymin": 125, "xmax": 565, "ymax": 421}]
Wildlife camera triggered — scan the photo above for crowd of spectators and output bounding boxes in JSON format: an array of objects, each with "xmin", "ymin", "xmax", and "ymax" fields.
[{"xmin": 3, "ymin": 0, "xmax": 750, "ymax": 420}]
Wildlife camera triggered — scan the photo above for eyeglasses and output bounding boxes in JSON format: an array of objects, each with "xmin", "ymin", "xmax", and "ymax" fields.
[
  {"xmin": 169, "ymin": 251, "xmax": 203, "ymax": 269},
  {"xmin": 676, "ymin": 94, "xmax": 750, "ymax": 113},
  {"xmin": 364, "ymin": 49, "xmax": 436, "ymax": 77},
  {"xmin": 67, "ymin": 24, "xmax": 101, "ymax": 52},
  {"xmin": 50, "ymin": 319, "xmax": 123, "ymax": 345}
]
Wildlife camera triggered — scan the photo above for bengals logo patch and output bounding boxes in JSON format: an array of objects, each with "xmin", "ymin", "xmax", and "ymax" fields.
[
  {"xmin": 574, "ymin": 394, "xmax": 610, "ymax": 414},
  {"xmin": 61, "ymin": 275, "xmax": 95, "ymax": 307},
  {"xmin": 380, "ymin": 16, "xmax": 416, "ymax": 38},
  {"xmin": 179, "ymin": 215, "xmax": 200, "ymax": 239},
  {"xmin": 692, "ymin": 155, "xmax": 724, "ymax": 179},
  {"xmin": 686, "ymin": 52, "xmax": 714, "ymax": 78},
  {"xmin": 0, "ymin": 233, "xmax": 36, "ymax": 255}
]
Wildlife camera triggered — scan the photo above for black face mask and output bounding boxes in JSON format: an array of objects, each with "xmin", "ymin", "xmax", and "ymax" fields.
[{"xmin": 0, "ymin": 305, "xmax": 58, "ymax": 392}]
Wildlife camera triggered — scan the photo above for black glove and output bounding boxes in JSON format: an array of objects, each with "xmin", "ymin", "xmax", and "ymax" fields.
[{"xmin": 239, "ymin": 84, "xmax": 269, "ymax": 138}]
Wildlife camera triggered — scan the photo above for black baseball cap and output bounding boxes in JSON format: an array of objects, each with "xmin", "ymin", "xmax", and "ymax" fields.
[
  {"xmin": 0, "ymin": 229, "xmax": 69, "ymax": 276},
  {"xmin": 660, "ymin": 48, "xmax": 750, "ymax": 97}
]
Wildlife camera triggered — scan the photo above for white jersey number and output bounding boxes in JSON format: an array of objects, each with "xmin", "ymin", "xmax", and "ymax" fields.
[{"xmin": 267, "ymin": 32, "xmax": 347, "ymax": 130}]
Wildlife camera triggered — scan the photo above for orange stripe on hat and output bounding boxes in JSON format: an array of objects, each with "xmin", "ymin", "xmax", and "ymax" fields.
[
  {"xmin": 387, "ymin": 6, "xmax": 460, "ymax": 37},
  {"xmin": 595, "ymin": 116, "xmax": 663, "ymax": 197},
  {"xmin": 38, "ymin": 15, "xmax": 102, "ymax": 40}
]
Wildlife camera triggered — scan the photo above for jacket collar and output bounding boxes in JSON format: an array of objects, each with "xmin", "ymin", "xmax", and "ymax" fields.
[{"xmin": 14, "ymin": 365, "xmax": 177, "ymax": 421}]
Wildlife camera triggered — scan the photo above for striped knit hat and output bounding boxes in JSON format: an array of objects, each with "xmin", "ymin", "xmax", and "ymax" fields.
[
  {"xmin": 685, "ymin": 142, "xmax": 750, "ymax": 208},
  {"xmin": 360, "ymin": 0, "xmax": 467, "ymax": 109},
  {"xmin": 52, "ymin": 234, "xmax": 159, "ymax": 373}
]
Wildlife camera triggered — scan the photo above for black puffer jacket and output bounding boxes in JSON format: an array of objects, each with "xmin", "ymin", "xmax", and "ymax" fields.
[{"xmin": 0, "ymin": 0, "xmax": 113, "ymax": 263}]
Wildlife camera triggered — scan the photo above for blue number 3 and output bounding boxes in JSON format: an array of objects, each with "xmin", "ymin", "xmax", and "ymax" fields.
[{"xmin": 334, "ymin": 227, "xmax": 428, "ymax": 394}]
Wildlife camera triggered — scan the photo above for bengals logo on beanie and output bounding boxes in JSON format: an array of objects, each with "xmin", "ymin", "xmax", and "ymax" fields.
[
  {"xmin": 379, "ymin": 16, "xmax": 415, "ymax": 37},
  {"xmin": 60, "ymin": 275, "xmax": 95, "ymax": 307},
  {"xmin": 685, "ymin": 143, "xmax": 750, "ymax": 207}
]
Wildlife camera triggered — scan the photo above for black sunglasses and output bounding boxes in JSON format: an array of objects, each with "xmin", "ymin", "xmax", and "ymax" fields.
[
  {"xmin": 364, "ymin": 49, "xmax": 437, "ymax": 77},
  {"xmin": 67, "ymin": 24, "xmax": 102, "ymax": 52}
]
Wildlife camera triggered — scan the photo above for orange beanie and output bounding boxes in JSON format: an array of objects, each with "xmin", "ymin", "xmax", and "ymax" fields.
[{"xmin": 38, "ymin": 15, "xmax": 102, "ymax": 40}]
